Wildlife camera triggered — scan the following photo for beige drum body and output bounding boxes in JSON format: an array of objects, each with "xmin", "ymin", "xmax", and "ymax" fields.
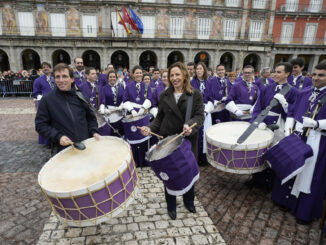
[
  {"xmin": 206, "ymin": 121, "xmax": 274, "ymax": 174},
  {"xmin": 38, "ymin": 136, "xmax": 138, "ymax": 227}
]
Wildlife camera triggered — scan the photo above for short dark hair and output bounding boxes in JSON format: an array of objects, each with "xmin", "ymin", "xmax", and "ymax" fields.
[
  {"xmin": 107, "ymin": 70, "xmax": 117, "ymax": 79},
  {"xmin": 53, "ymin": 63, "xmax": 74, "ymax": 78},
  {"xmin": 276, "ymin": 62, "xmax": 293, "ymax": 75},
  {"xmin": 152, "ymin": 68, "xmax": 160, "ymax": 73},
  {"xmin": 315, "ymin": 62, "xmax": 326, "ymax": 70},
  {"xmin": 187, "ymin": 62, "xmax": 195, "ymax": 67},
  {"xmin": 216, "ymin": 64, "xmax": 225, "ymax": 70},
  {"xmin": 143, "ymin": 73, "xmax": 151, "ymax": 80},
  {"xmin": 132, "ymin": 65, "xmax": 143, "ymax": 74},
  {"xmin": 193, "ymin": 62, "xmax": 208, "ymax": 80},
  {"xmin": 41, "ymin": 62, "xmax": 51, "ymax": 68},
  {"xmin": 85, "ymin": 67, "xmax": 96, "ymax": 75},
  {"xmin": 290, "ymin": 58, "xmax": 305, "ymax": 67},
  {"xmin": 243, "ymin": 65, "xmax": 255, "ymax": 71}
]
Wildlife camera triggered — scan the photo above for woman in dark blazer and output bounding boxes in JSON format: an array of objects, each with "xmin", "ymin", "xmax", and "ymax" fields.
[{"xmin": 141, "ymin": 62, "xmax": 204, "ymax": 219}]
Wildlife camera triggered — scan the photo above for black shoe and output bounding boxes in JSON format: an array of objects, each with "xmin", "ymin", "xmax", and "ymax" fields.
[
  {"xmin": 296, "ymin": 217, "xmax": 311, "ymax": 226},
  {"xmin": 185, "ymin": 205, "xmax": 196, "ymax": 213},
  {"xmin": 168, "ymin": 210, "xmax": 176, "ymax": 220}
]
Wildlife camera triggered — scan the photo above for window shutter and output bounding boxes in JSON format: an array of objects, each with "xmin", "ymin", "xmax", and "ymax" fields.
[
  {"xmin": 18, "ymin": 12, "xmax": 35, "ymax": 36},
  {"xmin": 50, "ymin": 13, "xmax": 66, "ymax": 37},
  {"xmin": 82, "ymin": 15, "xmax": 97, "ymax": 37}
]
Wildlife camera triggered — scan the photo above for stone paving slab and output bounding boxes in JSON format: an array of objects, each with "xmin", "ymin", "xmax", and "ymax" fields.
[{"xmin": 36, "ymin": 168, "xmax": 225, "ymax": 245}]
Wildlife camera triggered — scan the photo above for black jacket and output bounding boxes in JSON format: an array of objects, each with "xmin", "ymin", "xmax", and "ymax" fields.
[
  {"xmin": 35, "ymin": 87, "xmax": 98, "ymax": 147},
  {"xmin": 149, "ymin": 86, "xmax": 204, "ymax": 158}
]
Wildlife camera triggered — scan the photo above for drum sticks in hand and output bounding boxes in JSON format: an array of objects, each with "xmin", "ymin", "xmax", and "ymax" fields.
[
  {"xmin": 137, "ymin": 126, "xmax": 163, "ymax": 139},
  {"xmin": 161, "ymin": 123, "xmax": 197, "ymax": 148}
]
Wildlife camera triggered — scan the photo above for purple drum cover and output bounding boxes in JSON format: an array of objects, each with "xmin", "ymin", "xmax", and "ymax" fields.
[
  {"xmin": 47, "ymin": 158, "xmax": 137, "ymax": 221},
  {"xmin": 123, "ymin": 115, "xmax": 150, "ymax": 141},
  {"xmin": 149, "ymin": 138, "xmax": 199, "ymax": 196},
  {"xmin": 263, "ymin": 134, "xmax": 313, "ymax": 183},
  {"xmin": 207, "ymin": 142, "xmax": 267, "ymax": 169}
]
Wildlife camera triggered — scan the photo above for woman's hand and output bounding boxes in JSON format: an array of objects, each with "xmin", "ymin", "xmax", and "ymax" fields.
[
  {"xmin": 183, "ymin": 124, "xmax": 192, "ymax": 136},
  {"xmin": 140, "ymin": 126, "xmax": 151, "ymax": 136}
]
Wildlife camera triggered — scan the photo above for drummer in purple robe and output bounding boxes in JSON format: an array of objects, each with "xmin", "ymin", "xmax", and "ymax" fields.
[
  {"xmin": 98, "ymin": 64, "xmax": 114, "ymax": 87},
  {"xmin": 271, "ymin": 62, "xmax": 326, "ymax": 225},
  {"xmin": 255, "ymin": 67, "xmax": 275, "ymax": 92},
  {"xmin": 151, "ymin": 70, "xmax": 169, "ymax": 116},
  {"xmin": 150, "ymin": 68, "xmax": 162, "ymax": 88},
  {"xmin": 191, "ymin": 62, "xmax": 213, "ymax": 165},
  {"xmin": 225, "ymin": 65, "xmax": 260, "ymax": 121},
  {"xmin": 99, "ymin": 70, "xmax": 124, "ymax": 137},
  {"xmin": 73, "ymin": 57, "xmax": 87, "ymax": 87},
  {"xmin": 209, "ymin": 64, "xmax": 232, "ymax": 124},
  {"xmin": 123, "ymin": 66, "xmax": 152, "ymax": 167},
  {"xmin": 78, "ymin": 67, "xmax": 110, "ymax": 136},
  {"xmin": 140, "ymin": 62, "xmax": 204, "ymax": 220},
  {"xmin": 288, "ymin": 58, "xmax": 312, "ymax": 90},
  {"xmin": 33, "ymin": 62, "xmax": 55, "ymax": 146}
]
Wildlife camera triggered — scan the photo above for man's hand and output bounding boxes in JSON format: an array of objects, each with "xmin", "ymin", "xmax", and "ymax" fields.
[
  {"xmin": 93, "ymin": 133, "xmax": 100, "ymax": 141},
  {"xmin": 140, "ymin": 126, "xmax": 151, "ymax": 136},
  {"xmin": 183, "ymin": 124, "xmax": 192, "ymax": 136},
  {"xmin": 60, "ymin": 136, "xmax": 73, "ymax": 146}
]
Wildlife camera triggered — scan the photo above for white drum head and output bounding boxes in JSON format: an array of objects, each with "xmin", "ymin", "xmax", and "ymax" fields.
[{"xmin": 108, "ymin": 112, "xmax": 123, "ymax": 123}]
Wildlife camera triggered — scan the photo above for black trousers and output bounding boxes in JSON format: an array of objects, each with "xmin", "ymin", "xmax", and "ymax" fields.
[{"xmin": 165, "ymin": 185, "xmax": 195, "ymax": 211}]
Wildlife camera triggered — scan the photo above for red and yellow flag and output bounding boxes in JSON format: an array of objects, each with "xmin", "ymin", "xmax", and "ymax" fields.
[{"xmin": 118, "ymin": 11, "xmax": 131, "ymax": 34}]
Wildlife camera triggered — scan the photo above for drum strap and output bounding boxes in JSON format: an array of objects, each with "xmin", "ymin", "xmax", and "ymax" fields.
[
  {"xmin": 298, "ymin": 76, "xmax": 305, "ymax": 91},
  {"xmin": 185, "ymin": 94, "xmax": 193, "ymax": 122},
  {"xmin": 144, "ymin": 84, "xmax": 148, "ymax": 100}
]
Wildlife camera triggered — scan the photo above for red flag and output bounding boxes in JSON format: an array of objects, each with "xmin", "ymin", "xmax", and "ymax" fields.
[
  {"xmin": 123, "ymin": 6, "xmax": 139, "ymax": 32},
  {"xmin": 118, "ymin": 11, "xmax": 131, "ymax": 34}
]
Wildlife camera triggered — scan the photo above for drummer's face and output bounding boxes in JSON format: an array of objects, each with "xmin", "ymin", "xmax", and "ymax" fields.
[
  {"xmin": 312, "ymin": 68, "xmax": 326, "ymax": 89},
  {"xmin": 108, "ymin": 73, "xmax": 117, "ymax": 86},
  {"xmin": 54, "ymin": 68, "xmax": 73, "ymax": 91},
  {"xmin": 143, "ymin": 76, "xmax": 151, "ymax": 85},
  {"xmin": 170, "ymin": 67, "xmax": 184, "ymax": 91},
  {"xmin": 162, "ymin": 72, "xmax": 169, "ymax": 86},
  {"xmin": 133, "ymin": 69, "xmax": 143, "ymax": 83}
]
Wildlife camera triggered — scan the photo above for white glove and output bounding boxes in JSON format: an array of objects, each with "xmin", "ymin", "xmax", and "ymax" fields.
[
  {"xmin": 258, "ymin": 122, "xmax": 267, "ymax": 130},
  {"xmin": 302, "ymin": 117, "xmax": 317, "ymax": 128},
  {"xmin": 225, "ymin": 101, "xmax": 239, "ymax": 114},
  {"xmin": 138, "ymin": 108, "xmax": 145, "ymax": 116},
  {"xmin": 235, "ymin": 110, "xmax": 243, "ymax": 117},
  {"xmin": 131, "ymin": 110, "xmax": 138, "ymax": 117},
  {"xmin": 142, "ymin": 99, "xmax": 152, "ymax": 110},
  {"xmin": 99, "ymin": 104, "xmax": 105, "ymax": 114},
  {"xmin": 36, "ymin": 95, "xmax": 42, "ymax": 100},
  {"xmin": 118, "ymin": 103, "xmax": 124, "ymax": 111},
  {"xmin": 274, "ymin": 93, "xmax": 288, "ymax": 113},
  {"xmin": 123, "ymin": 101, "xmax": 134, "ymax": 112},
  {"xmin": 221, "ymin": 96, "xmax": 227, "ymax": 102},
  {"xmin": 104, "ymin": 108, "xmax": 110, "ymax": 114},
  {"xmin": 204, "ymin": 101, "xmax": 214, "ymax": 114},
  {"xmin": 213, "ymin": 100, "xmax": 220, "ymax": 106},
  {"xmin": 284, "ymin": 117, "xmax": 295, "ymax": 136},
  {"xmin": 149, "ymin": 107, "xmax": 158, "ymax": 118}
]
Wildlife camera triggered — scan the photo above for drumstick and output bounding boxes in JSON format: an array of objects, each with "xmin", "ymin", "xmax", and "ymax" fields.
[
  {"xmin": 126, "ymin": 109, "xmax": 149, "ymax": 119},
  {"xmin": 161, "ymin": 123, "xmax": 197, "ymax": 149},
  {"xmin": 306, "ymin": 102, "xmax": 320, "ymax": 137},
  {"xmin": 136, "ymin": 126, "xmax": 163, "ymax": 139}
]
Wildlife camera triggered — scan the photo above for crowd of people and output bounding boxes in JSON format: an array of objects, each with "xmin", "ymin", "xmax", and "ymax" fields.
[{"xmin": 32, "ymin": 55, "xmax": 326, "ymax": 224}]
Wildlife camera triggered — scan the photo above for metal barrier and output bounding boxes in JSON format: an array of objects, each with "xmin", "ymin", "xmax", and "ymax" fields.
[{"xmin": 0, "ymin": 79, "xmax": 33, "ymax": 97}]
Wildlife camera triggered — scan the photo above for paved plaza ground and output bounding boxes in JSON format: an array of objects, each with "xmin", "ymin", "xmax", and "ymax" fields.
[{"xmin": 0, "ymin": 98, "xmax": 324, "ymax": 245}]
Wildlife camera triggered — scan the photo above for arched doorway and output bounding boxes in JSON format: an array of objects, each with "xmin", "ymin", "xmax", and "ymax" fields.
[
  {"xmin": 111, "ymin": 50, "xmax": 129, "ymax": 70},
  {"xmin": 220, "ymin": 52, "xmax": 234, "ymax": 72},
  {"xmin": 298, "ymin": 55, "xmax": 311, "ymax": 72},
  {"xmin": 82, "ymin": 50, "xmax": 101, "ymax": 70},
  {"xmin": 52, "ymin": 49, "xmax": 71, "ymax": 67},
  {"xmin": 0, "ymin": 50, "xmax": 10, "ymax": 72},
  {"xmin": 243, "ymin": 53, "xmax": 261, "ymax": 72},
  {"xmin": 22, "ymin": 49, "xmax": 41, "ymax": 70},
  {"xmin": 194, "ymin": 51, "xmax": 210, "ymax": 67},
  {"xmin": 273, "ymin": 54, "xmax": 290, "ymax": 67},
  {"xmin": 319, "ymin": 55, "xmax": 326, "ymax": 64},
  {"xmin": 139, "ymin": 51, "xmax": 157, "ymax": 71},
  {"xmin": 167, "ymin": 51, "xmax": 184, "ymax": 68}
]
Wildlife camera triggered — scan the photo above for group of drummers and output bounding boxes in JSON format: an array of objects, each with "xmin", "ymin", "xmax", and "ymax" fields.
[{"xmin": 34, "ymin": 56, "xmax": 326, "ymax": 224}]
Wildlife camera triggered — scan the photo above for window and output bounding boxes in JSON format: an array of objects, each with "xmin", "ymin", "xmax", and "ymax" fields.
[
  {"xmin": 171, "ymin": 0, "xmax": 184, "ymax": 3},
  {"xmin": 249, "ymin": 20, "xmax": 264, "ymax": 41},
  {"xmin": 82, "ymin": 15, "xmax": 97, "ymax": 37},
  {"xmin": 111, "ymin": 12, "xmax": 127, "ymax": 38},
  {"xmin": 50, "ymin": 13, "xmax": 66, "ymax": 37},
  {"xmin": 252, "ymin": 0, "xmax": 266, "ymax": 9},
  {"xmin": 142, "ymin": 16, "xmax": 155, "ymax": 38},
  {"xmin": 170, "ymin": 17, "xmax": 184, "ymax": 38},
  {"xmin": 197, "ymin": 18, "xmax": 211, "ymax": 39},
  {"xmin": 309, "ymin": 0, "xmax": 322, "ymax": 13},
  {"xmin": 18, "ymin": 12, "xmax": 34, "ymax": 36},
  {"xmin": 225, "ymin": 0, "xmax": 240, "ymax": 7},
  {"xmin": 199, "ymin": 0, "xmax": 212, "ymax": 5},
  {"xmin": 304, "ymin": 23, "xmax": 318, "ymax": 44},
  {"xmin": 285, "ymin": 0, "xmax": 298, "ymax": 12},
  {"xmin": 223, "ymin": 19, "xmax": 238, "ymax": 40},
  {"xmin": 280, "ymin": 22, "xmax": 295, "ymax": 44}
]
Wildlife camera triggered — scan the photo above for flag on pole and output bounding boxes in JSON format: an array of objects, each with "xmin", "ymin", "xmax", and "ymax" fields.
[
  {"xmin": 111, "ymin": 18, "xmax": 115, "ymax": 37},
  {"xmin": 129, "ymin": 7, "xmax": 143, "ymax": 34},
  {"xmin": 123, "ymin": 6, "xmax": 139, "ymax": 32},
  {"xmin": 118, "ymin": 11, "xmax": 131, "ymax": 34}
]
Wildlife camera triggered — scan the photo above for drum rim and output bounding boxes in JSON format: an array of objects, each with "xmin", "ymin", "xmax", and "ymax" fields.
[
  {"xmin": 122, "ymin": 114, "xmax": 149, "ymax": 123},
  {"xmin": 38, "ymin": 136, "xmax": 132, "ymax": 197},
  {"xmin": 206, "ymin": 121, "xmax": 274, "ymax": 151}
]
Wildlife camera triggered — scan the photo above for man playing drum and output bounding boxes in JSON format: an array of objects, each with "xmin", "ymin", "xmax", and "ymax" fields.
[{"xmin": 35, "ymin": 63, "xmax": 100, "ymax": 153}]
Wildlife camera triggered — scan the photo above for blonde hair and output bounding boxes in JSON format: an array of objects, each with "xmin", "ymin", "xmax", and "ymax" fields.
[{"xmin": 168, "ymin": 62, "xmax": 192, "ymax": 94}]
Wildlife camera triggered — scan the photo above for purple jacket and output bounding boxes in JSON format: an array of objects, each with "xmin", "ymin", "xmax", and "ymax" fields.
[
  {"xmin": 150, "ymin": 78, "xmax": 162, "ymax": 88},
  {"xmin": 287, "ymin": 74, "xmax": 312, "ymax": 90},
  {"xmin": 191, "ymin": 78, "xmax": 211, "ymax": 104},
  {"xmin": 123, "ymin": 81, "xmax": 153, "ymax": 105},
  {"xmin": 152, "ymin": 83, "xmax": 166, "ymax": 107},
  {"xmin": 78, "ymin": 81, "xmax": 101, "ymax": 109},
  {"xmin": 208, "ymin": 76, "xmax": 232, "ymax": 102},
  {"xmin": 32, "ymin": 75, "xmax": 55, "ymax": 98},
  {"xmin": 74, "ymin": 71, "xmax": 87, "ymax": 87},
  {"xmin": 100, "ymin": 83, "xmax": 124, "ymax": 106},
  {"xmin": 225, "ymin": 79, "xmax": 260, "ymax": 106}
]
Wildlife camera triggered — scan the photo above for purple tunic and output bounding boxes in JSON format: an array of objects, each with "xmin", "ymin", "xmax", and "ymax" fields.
[
  {"xmin": 152, "ymin": 84, "xmax": 166, "ymax": 107},
  {"xmin": 150, "ymin": 78, "xmax": 162, "ymax": 88},
  {"xmin": 123, "ymin": 81, "xmax": 153, "ymax": 108},
  {"xmin": 191, "ymin": 78, "xmax": 210, "ymax": 104},
  {"xmin": 98, "ymin": 74, "xmax": 108, "ymax": 87},
  {"xmin": 255, "ymin": 77, "xmax": 275, "ymax": 92},
  {"xmin": 272, "ymin": 86, "xmax": 326, "ymax": 223},
  {"xmin": 287, "ymin": 74, "xmax": 312, "ymax": 90},
  {"xmin": 74, "ymin": 71, "xmax": 87, "ymax": 87}
]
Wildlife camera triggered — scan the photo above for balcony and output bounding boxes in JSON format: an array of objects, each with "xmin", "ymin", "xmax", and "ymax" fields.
[
  {"xmin": 273, "ymin": 36, "xmax": 326, "ymax": 46},
  {"xmin": 277, "ymin": 3, "xmax": 326, "ymax": 15}
]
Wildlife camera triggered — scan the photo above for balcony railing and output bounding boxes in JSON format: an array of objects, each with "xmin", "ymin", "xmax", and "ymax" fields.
[
  {"xmin": 278, "ymin": 3, "xmax": 326, "ymax": 13},
  {"xmin": 273, "ymin": 36, "xmax": 326, "ymax": 45}
]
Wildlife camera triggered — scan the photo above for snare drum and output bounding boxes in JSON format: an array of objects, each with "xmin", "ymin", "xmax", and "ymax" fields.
[
  {"xmin": 38, "ymin": 136, "xmax": 138, "ymax": 227},
  {"xmin": 146, "ymin": 136, "xmax": 199, "ymax": 196},
  {"xmin": 206, "ymin": 121, "xmax": 273, "ymax": 174}
]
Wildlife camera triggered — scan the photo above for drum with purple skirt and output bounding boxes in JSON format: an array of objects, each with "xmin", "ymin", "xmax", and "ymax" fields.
[
  {"xmin": 146, "ymin": 136, "xmax": 199, "ymax": 196},
  {"xmin": 206, "ymin": 121, "xmax": 273, "ymax": 174},
  {"xmin": 38, "ymin": 136, "xmax": 138, "ymax": 227},
  {"xmin": 122, "ymin": 114, "xmax": 150, "ymax": 144}
]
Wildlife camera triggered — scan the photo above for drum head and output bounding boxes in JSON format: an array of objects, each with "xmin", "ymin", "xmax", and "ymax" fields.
[
  {"xmin": 206, "ymin": 121, "xmax": 273, "ymax": 150},
  {"xmin": 108, "ymin": 112, "xmax": 123, "ymax": 123},
  {"xmin": 39, "ymin": 136, "xmax": 131, "ymax": 193},
  {"xmin": 122, "ymin": 114, "xmax": 147, "ymax": 123},
  {"xmin": 146, "ymin": 135, "xmax": 182, "ymax": 161}
]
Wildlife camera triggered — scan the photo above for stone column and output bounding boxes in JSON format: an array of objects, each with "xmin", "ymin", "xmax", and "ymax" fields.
[
  {"xmin": 102, "ymin": 47, "xmax": 109, "ymax": 70},
  {"xmin": 131, "ymin": 47, "xmax": 137, "ymax": 68},
  {"xmin": 269, "ymin": 53, "xmax": 276, "ymax": 68},
  {"xmin": 308, "ymin": 54, "xmax": 320, "ymax": 73},
  {"xmin": 160, "ymin": 48, "xmax": 166, "ymax": 69},
  {"xmin": 212, "ymin": 49, "xmax": 220, "ymax": 72},
  {"xmin": 9, "ymin": 46, "xmax": 19, "ymax": 72}
]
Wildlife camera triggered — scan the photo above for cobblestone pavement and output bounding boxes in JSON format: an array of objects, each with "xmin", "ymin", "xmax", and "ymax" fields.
[
  {"xmin": 1, "ymin": 98, "xmax": 325, "ymax": 245},
  {"xmin": 37, "ymin": 168, "xmax": 225, "ymax": 245}
]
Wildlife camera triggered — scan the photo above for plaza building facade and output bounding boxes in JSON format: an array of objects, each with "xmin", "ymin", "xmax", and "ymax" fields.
[{"xmin": 0, "ymin": 0, "xmax": 325, "ymax": 73}]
